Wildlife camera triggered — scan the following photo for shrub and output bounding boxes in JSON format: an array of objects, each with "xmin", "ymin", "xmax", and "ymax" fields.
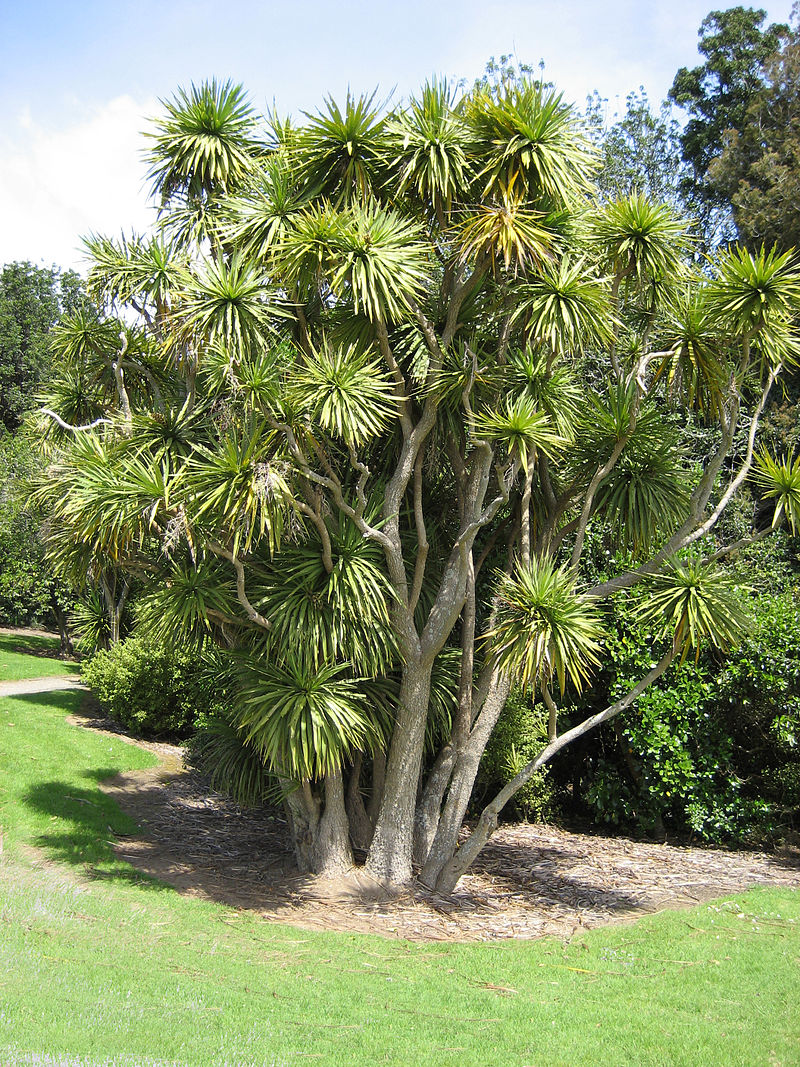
[
  {"xmin": 476, "ymin": 690, "xmax": 557, "ymax": 821},
  {"xmin": 82, "ymin": 635, "xmax": 226, "ymax": 739}
]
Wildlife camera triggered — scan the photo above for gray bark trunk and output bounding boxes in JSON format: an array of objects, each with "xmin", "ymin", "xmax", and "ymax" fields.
[
  {"xmin": 365, "ymin": 658, "xmax": 433, "ymax": 884},
  {"xmin": 420, "ymin": 671, "xmax": 511, "ymax": 888}
]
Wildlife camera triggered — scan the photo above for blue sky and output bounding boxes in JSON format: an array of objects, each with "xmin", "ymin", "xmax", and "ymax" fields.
[{"xmin": 0, "ymin": 0, "xmax": 794, "ymax": 271}]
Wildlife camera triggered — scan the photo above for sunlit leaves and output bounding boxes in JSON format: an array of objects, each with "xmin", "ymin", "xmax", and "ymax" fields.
[
  {"xmin": 637, "ymin": 557, "xmax": 749, "ymax": 660},
  {"xmin": 653, "ymin": 287, "xmax": 729, "ymax": 415},
  {"xmin": 83, "ymin": 232, "xmax": 186, "ymax": 316},
  {"xmin": 256, "ymin": 519, "xmax": 396, "ymax": 676},
  {"xmin": 389, "ymin": 79, "xmax": 473, "ymax": 215},
  {"xmin": 753, "ymin": 450, "xmax": 800, "ymax": 533},
  {"xmin": 177, "ymin": 253, "xmax": 280, "ymax": 355},
  {"xmin": 457, "ymin": 185, "xmax": 555, "ymax": 274},
  {"xmin": 466, "ymin": 82, "xmax": 596, "ymax": 204},
  {"xmin": 136, "ymin": 557, "xmax": 238, "ymax": 645},
  {"xmin": 511, "ymin": 257, "xmax": 615, "ymax": 353},
  {"xmin": 145, "ymin": 79, "xmax": 261, "ymax": 206},
  {"xmin": 234, "ymin": 655, "xmax": 386, "ymax": 780},
  {"xmin": 187, "ymin": 420, "xmax": 290, "ymax": 556},
  {"xmin": 705, "ymin": 245, "xmax": 800, "ymax": 337},
  {"xmin": 486, "ymin": 557, "xmax": 604, "ymax": 694},
  {"xmin": 292, "ymin": 341, "xmax": 396, "ymax": 446},
  {"xmin": 592, "ymin": 192, "xmax": 690, "ymax": 284},
  {"xmin": 223, "ymin": 155, "xmax": 310, "ymax": 262},
  {"xmin": 471, "ymin": 394, "xmax": 564, "ymax": 471},
  {"xmin": 292, "ymin": 90, "xmax": 389, "ymax": 204},
  {"xmin": 276, "ymin": 199, "xmax": 429, "ymax": 321}
]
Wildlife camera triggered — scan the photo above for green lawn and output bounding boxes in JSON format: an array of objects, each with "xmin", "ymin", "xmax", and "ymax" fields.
[
  {"xmin": 0, "ymin": 652, "xmax": 798, "ymax": 1066},
  {"xmin": 0, "ymin": 631, "xmax": 80, "ymax": 682}
]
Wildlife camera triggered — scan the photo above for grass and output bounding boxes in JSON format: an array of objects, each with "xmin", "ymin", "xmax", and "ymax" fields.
[
  {"xmin": 0, "ymin": 632, "xmax": 80, "ymax": 682},
  {"xmin": 0, "ymin": 647, "xmax": 798, "ymax": 1066}
]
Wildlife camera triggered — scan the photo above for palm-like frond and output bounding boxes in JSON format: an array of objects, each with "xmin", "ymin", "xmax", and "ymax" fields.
[
  {"xmin": 277, "ymin": 199, "xmax": 429, "ymax": 322},
  {"xmin": 467, "ymin": 82, "xmax": 596, "ymax": 204},
  {"xmin": 222, "ymin": 155, "xmax": 310, "ymax": 262},
  {"xmin": 637, "ymin": 557, "xmax": 749, "ymax": 660},
  {"xmin": 178, "ymin": 253, "xmax": 281, "ymax": 356},
  {"xmin": 593, "ymin": 437, "xmax": 688, "ymax": 553},
  {"xmin": 753, "ymin": 450, "xmax": 800, "ymax": 533},
  {"xmin": 293, "ymin": 91, "xmax": 389, "ymax": 203},
  {"xmin": 705, "ymin": 245, "xmax": 800, "ymax": 338},
  {"xmin": 472, "ymin": 394, "xmax": 564, "ymax": 471},
  {"xmin": 234, "ymin": 654, "xmax": 387, "ymax": 780},
  {"xmin": 507, "ymin": 348, "xmax": 583, "ymax": 439},
  {"xmin": 292, "ymin": 341, "xmax": 396, "ymax": 446},
  {"xmin": 256, "ymin": 518, "xmax": 396, "ymax": 675},
  {"xmin": 485, "ymin": 557, "xmax": 604, "ymax": 694},
  {"xmin": 592, "ymin": 193, "xmax": 690, "ymax": 284},
  {"xmin": 457, "ymin": 185, "xmax": 556, "ymax": 275},
  {"xmin": 510, "ymin": 257, "xmax": 615, "ymax": 353},
  {"xmin": 389, "ymin": 79, "xmax": 473, "ymax": 216},
  {"xmin": 187, "ymin": 420, "xmax": 290, "ymax": 556},
  {"xmin": 49, "ymin": 308, "xmax": 123, "ymax": 369},
  {"xmin": 41, "ymin": 435, "xmax": 172, "ymax": 559},
  {"xmin": 135, "ymin": 557, "xmax": 238, "ymax": 644},
  {"xmin": 83, "ymin": 232, "xmax": 185, "ymax": 317},
  {"xmin": 653, "ymin": 286, "xmax": 729, "ymax": 415},
  {"xmin": 190, "ymin": 716, "xmax": 274, "ymax": 807},
  {"xmin": 145, "ymin": 79, "xmax": 261, "ymax": 206}
]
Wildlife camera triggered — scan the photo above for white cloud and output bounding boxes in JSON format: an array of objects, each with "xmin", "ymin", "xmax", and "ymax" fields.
[{"xmin": 0, "ymin": 95, "xmax": 158, "ymax": 273}]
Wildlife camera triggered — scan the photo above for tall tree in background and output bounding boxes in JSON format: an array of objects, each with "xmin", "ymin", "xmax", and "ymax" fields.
[
  {"xmin": 0, "ymin": 262, "xmax": 84, "ymax": 432},
  {"xmin": 669, "ymin": 6, "xmax": 789, "ymax": 241},
  {"xmin": 586, "ymin": 89, "xmax": 683, "ymax": 206},
  {"xmin": 709, "ymin": 16, "xmax": 800, "ymax": 251}
]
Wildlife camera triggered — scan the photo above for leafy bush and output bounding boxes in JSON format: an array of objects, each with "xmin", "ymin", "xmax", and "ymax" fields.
[
  {"xmin": 82, "ymin": 635, "xmax": 226, "ymax": 739},
  {"xmin": 581, "ymin": 590, "xmax": 800, "ymax": 845},
  {"xmin": 476, "ymin": 690, "xmax": 557, "ymax": 821}
]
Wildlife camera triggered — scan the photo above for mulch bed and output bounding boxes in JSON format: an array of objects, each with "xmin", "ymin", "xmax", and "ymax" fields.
[{"xmin": 69, "ymin": 701, "xmax": 800, "ymax": 942}]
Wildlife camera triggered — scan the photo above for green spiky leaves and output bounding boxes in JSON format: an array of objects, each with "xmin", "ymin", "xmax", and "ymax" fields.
[
  {"xmin": 471, "ymin": 394, "xmax": 564, "ymax": 472},
  {"xmin": 292, "ymin": 342, "xmax": 397, "ymax": 446},
  {"xmin": 486, "ymin": 557, "xmax": 604, "ymax": 694},
  {"xmin": 753, "ymin": 450, "xmax": 800, "ymax": 533},
  {"xmin": 637, "ymin": 557, "xmax": 749, "ymax": 661}
]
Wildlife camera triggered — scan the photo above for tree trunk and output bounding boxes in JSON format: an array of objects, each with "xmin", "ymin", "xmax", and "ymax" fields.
[
  {"xmin": 432, "ymin": 648, "xmax": 677, "ymax": 893},
  {"xmin": 420, "ymin": 671, "xmax": 511, "ymax": 888},
  {"xmin": 50, "ymin": 592, "xmax": 73, "ymax": 657},
  {"xmin": 312, "ymin": 772, "xmax": 353, "ymax": 875},
  {"xmin": 365, "ymin": 658, "xmax": 433, "ymax": 884},
  {"xmin": 345, "ymin": 753, "xmax": 374, "ymax": 851},
  {"xmin": 283, "ymin": 775, "xmax": 353, "ymax": 875}
]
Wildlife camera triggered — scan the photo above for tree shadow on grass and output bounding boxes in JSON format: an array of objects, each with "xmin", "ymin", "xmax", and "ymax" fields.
[
  {"xmin": 0, "ymin": 632, "xmax": 77, "ymax": 663},
  {"xmin": 21, "ymin": 778, "xmax": 173, "ymax": 894}
]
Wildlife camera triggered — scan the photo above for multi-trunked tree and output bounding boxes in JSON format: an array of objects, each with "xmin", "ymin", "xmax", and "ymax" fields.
[{"xmin": 35, "ymin": 78, "xmax": 800, "ymax": 891}]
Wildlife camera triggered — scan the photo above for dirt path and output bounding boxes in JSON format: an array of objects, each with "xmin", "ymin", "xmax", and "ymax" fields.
[
  {"xmin": 62, "ymin": 701, "xmax": 800, "ymax": 942},
  {"xmin": 0, "ymin": 676, "xmax": 85, "ymax": 698}
]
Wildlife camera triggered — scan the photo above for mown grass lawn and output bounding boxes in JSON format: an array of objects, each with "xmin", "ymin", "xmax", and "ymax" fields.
[
  {"xmin": 0, "ymin": 648, "xmax": 798, "ymax": 1066},
  {"xmin": 0, "ymin": 631, "xmax": 80, "ymax": 682}
]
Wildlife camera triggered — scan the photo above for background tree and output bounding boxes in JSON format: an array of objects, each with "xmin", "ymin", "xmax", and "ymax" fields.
[
  {"xmin": 708, "ymin": 16, "xmax": 800, "ymax": 251},
  {"xmin": 669, "ymin": 6, "xmax": 789, "ymax": 241},
  {"xmin": 586, "ymin": 89, "xmax": 683, "ymax": 206},
  {"xmin": 0, "ymin": 262, "xmax": 85, "ymax": 432}
]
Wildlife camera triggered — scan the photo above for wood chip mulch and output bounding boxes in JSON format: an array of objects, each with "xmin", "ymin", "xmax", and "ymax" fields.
[{"xmin": 69, "ymin": 703, "xmax": 800, "ymax": 942}]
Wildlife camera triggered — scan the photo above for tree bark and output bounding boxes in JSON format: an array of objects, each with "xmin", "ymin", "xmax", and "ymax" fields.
[
  {"xmin": 420, "ymin": 671, "xmax": 511, "ymax": 888},
  {"xmin": 365, "ymin": 657, "xmax": 433, "ymax": 884}
]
